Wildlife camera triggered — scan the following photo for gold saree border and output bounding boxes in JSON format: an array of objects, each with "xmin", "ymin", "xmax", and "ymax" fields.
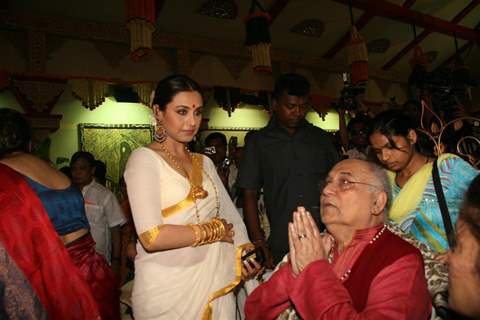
[
  {"xmin": 201, "ymin": 243, "xmax": 255, "ymax": 320},
  {"xmin": 162, "ymin": 153, "xmax": 204, "ymax": 218}
]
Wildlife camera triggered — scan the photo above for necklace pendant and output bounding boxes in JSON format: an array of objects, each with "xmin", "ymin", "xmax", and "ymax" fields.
[{"xmin": 192, "ymin": 186, "xmax": 208, "ymax": 199}]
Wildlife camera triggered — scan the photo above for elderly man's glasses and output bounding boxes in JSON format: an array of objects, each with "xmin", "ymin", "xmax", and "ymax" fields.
[{"xmin": 321, "ymin": 177, "xmax": 381, "ymax": 192}]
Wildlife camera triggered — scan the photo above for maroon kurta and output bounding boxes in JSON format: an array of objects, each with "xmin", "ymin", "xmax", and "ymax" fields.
[{"xmin": 245, "ymin": 225, "xmax": 432, "ymax": 320}]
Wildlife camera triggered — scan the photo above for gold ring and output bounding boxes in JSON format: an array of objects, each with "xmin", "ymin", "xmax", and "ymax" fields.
[{"xmin": 298, "ymin": 233, "xmax": 307, "ymax": 240}]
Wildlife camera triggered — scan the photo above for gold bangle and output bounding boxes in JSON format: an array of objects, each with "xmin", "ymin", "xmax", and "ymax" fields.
[
  {"xmin": 212, "ymin": 221, "xmax": 221, "ymax": 242},
  {"xmin": 189, "ymin": 224, "xmax": 201, "ymax": 247},
  {"xmin": 200, "ymin": 223, "xmax": 211, "ymax": 245},
  {"xmin": 212, "ymin": 218, "xmax": 226, "ymax": 241},
  {"xmin": 206, "ymin": 222, "xmax": 215, "ymax": 243}
]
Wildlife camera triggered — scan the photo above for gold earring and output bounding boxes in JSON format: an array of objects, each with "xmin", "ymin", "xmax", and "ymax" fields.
[{"xmin": 154, "ymin": 120, "xmax": 167, "ymax": 143}]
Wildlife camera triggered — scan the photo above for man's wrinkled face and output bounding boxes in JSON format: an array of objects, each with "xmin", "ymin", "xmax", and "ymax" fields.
[{"xmin": 320, "ymin": 160, "xmax": 382, "ymax": 230}]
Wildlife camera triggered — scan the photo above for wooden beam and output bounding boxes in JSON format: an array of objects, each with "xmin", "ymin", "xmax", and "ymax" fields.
[
  {"xmin": 268, "ymin": 0, "xmax": 290, "ymax": 25},
  {"xmin": 332, "ymin": 0, "xmax": 480, "ymax": 42},
  {"xmin": 382, "ymin": 0, "xmax": 480, "ymax": 70},
  {"xmin": 323, "ymin": 0, "xmax": 416, "ymax": 59}
]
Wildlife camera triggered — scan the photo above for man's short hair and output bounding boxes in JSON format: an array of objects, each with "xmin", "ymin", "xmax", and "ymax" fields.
[
  {"xmin": 205, "ymin": 132, "xmax": 227, "ymax": 146},
  {"xmin": 365, "ymin": 161, "xmax": 392, "ymax": 214},
  {"xmin": 272, "ymin": 73, "xmax": 310, "ymax": 101},
  {"xmin": 70, "ymin": 151, "xmax": 96, "ymax": 168},
  {"xmin": 347, "ymin": 115, "xmax": 371, "ymax": 134}
]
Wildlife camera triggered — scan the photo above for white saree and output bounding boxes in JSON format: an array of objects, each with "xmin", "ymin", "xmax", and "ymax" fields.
[{"xmin": 124, "ymin": 147, "xmax": 253, "ymax": 320}]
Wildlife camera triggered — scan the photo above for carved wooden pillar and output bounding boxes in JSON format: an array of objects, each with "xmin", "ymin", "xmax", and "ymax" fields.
[{"xmin": 28, "ymin": 31, "xmax": 47, "ymax": 72}]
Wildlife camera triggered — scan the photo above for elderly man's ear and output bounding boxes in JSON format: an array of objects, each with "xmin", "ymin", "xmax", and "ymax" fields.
[{"xmin": 371, "ymin": 192, "xmax": 388, "ymax": 216}]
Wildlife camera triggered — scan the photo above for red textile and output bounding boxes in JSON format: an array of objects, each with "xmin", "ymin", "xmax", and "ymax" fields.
[
  {"xmin": 343, "ymin": 229, "xmax": 425, "ymax": 311},
  {"xmin": 0, "ymin": 164, "xmax": 100, "ymax": 319},
  {"xmin": 67, "ymin": 234, "xmax": 120, "ymax": 320},
  {"xmin": 245, "ymin": 227, "xmax": 432, "ymax": 320}
]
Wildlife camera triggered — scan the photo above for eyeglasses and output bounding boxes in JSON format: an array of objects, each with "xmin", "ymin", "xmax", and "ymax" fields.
[{"xmin": 320, "ymin": 177, "xmax": 381, "ymax": 192}]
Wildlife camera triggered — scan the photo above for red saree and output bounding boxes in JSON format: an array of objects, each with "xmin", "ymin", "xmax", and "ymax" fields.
[
  {"xmin": 66, "ymin": 234, "xmax": 120, "ymax": 320},
  {"xmin": 0, "ymin": 163, "xmax": 100, "ymax": 319}
]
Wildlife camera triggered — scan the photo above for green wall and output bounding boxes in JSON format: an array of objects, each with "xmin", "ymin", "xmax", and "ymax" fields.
[
  {"xmin": 1, "ymin": 89, "xmax": 340, "ymax": 164},
  {"xmin": 49, "ymin": 90, "xmax": 152, "ymax": 166}
]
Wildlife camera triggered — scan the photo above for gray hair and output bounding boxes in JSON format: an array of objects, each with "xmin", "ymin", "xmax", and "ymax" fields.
[{"xmin": 365, "ymin": 161, "xmax": 392, "ymax": 216}]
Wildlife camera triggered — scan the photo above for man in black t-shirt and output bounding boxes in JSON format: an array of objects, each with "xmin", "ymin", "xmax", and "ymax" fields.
[{"xmin": 236, "ymin": 73, "xmax": 341, "ymax": 267}]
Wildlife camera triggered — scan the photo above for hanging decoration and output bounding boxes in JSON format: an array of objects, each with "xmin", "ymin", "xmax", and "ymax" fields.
[
  {"xmin": 12, "ymin": 78, "xmax": 66, "ymax": 114},
  {"xmin": 126, "ymin": 0, "xmax": 156, "ymax": 61},
  {"xmin": 346, "ymin": 0, "xmax": 368, "ymax": 85},
  {"xmin": 408, "ymin": 24, "xmax": 429, "ymax": 90},
  {"xmin": 244, "ymin": 0, "xmax": 272, "ymax": 73},
  {"xmin": 69, "ymin": 79, "xmax": 108, "ymax": 110},
  {"xmin": 452, "ymin": 35, "xmax": 476, "ymax": 94},
  {"xmin": 133, "ymin": 83, "xmax": 156, "ymax": 106}
]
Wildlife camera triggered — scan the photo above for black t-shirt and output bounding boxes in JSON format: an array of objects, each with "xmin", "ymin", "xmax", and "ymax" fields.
[{"xmin": 237, "ymin": 116, "xmax": 341, "ymax": 263}]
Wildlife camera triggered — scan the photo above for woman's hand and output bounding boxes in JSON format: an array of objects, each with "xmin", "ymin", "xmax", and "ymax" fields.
[
  {"xmin": 288, "ymin": 207, "xmax": 334, "ymax": 276},
  {"xmin": 219, "ymin": 218, "xmax": 235, "ymax": 244},
  {"xmin": 241, "ymin": 252, "xmax": 264, "ymax": 281}
]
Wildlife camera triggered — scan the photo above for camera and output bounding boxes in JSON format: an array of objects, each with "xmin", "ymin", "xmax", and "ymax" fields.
[
  {"xmin": 241, "ymin": 247, "xmax": 265, "ymax": 265},
  {"xmin": 331, "ymin": 73, "xmax": 366, "ymax": 112},
  {"xmin": 203, "ymin": 146, "xmax": 216, "ymax": 156},
  {"xmin": 221, "ymin": 158, "xmax": 231, "ymax": 170}
]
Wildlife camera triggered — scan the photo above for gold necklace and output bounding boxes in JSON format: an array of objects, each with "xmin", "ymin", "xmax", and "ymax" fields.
[
  {"xmin": 158, "ymin": 143, "xmax": 219, "ymax": 223},
  {"xmin": 159, "ymin": 143, "xmax": 209, "ymax": 200},
  {"xmin": 158, "ymin": 143, "xmax": 188, "ymax": 177}
]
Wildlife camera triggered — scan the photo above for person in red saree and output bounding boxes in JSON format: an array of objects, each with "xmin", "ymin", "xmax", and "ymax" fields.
[
  {"xmin": 245, "ymin": 159, "xmax": 432, "ymax": 320},
  {"xmin": 0, "ymin": 108, "xmax": 119, "ymax": 319},
  {"xmin": 0, "ymin": 163, "xmax": 100, "ymax": 319}
]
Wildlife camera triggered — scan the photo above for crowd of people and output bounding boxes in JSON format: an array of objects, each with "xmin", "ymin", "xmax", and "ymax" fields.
[{"xmin": 1, "ymin": 72, "xmax": 480, "ymax": 320}]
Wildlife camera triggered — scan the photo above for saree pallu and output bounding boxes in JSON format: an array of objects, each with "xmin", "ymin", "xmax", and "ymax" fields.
[
  {"xmin": 387, "ymin": 154, "xmax": 478, "ymax": 253},
  {"xmin": 0, "ymin": 164, "xmax": 100, "ymax": 319},
  {"xmin": 67, "ymin": 233, "xmax": 120, "ymax": 320}
]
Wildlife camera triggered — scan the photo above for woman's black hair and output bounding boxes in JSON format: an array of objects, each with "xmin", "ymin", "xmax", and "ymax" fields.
[
  {"xmin": 369, "ymin": 110, "xmax": 435, "ymax": 157},
  {"xmin": 70, "ymin": 151, "xmax": 96, "ymax": 168},
  {"xmin": 152, "ymin": 74, "xmax": 201, "ymax": 111},
  {"xmin": 0, "ymin": 108, "xmax": 31, "ymax": 158}
]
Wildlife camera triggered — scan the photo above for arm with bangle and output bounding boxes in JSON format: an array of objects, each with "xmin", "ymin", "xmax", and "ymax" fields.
[
  {"xmin": 137, "ymin": 218, "xmax": 234, "ymax": 252},
  {"xmin": 125, "ymin": 148, "xmax": 235, "ymax": 253}
]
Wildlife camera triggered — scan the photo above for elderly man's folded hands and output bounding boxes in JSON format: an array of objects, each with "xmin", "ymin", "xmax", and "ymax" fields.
[{"xmin": 288, "ymin": 206, "xmax": 335, "ymax": 276}]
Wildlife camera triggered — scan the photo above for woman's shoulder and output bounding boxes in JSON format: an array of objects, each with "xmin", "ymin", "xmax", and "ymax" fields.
[
  {"xmin": 126, "ymin": 147, "xmax": 165, "ymax": 170},
  {"xmin": 438, "ymin": 153, "xmax": 477, "ymax": 175}
]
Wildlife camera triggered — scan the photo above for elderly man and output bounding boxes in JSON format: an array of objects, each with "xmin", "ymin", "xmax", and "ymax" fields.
[{"xmin": 245, "ymin": 159, "xmax": 431, "ymax": 319}]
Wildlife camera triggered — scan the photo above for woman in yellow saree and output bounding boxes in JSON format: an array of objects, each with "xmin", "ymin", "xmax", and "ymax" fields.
[{"xmin": 369, "ymin": 110, "xmax": 478, "ymax": 254}]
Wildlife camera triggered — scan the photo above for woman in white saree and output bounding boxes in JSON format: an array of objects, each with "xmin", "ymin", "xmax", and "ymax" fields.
[{"xmin": 124, "ymin": 75, "xmax": 259, "ymax": 320}]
